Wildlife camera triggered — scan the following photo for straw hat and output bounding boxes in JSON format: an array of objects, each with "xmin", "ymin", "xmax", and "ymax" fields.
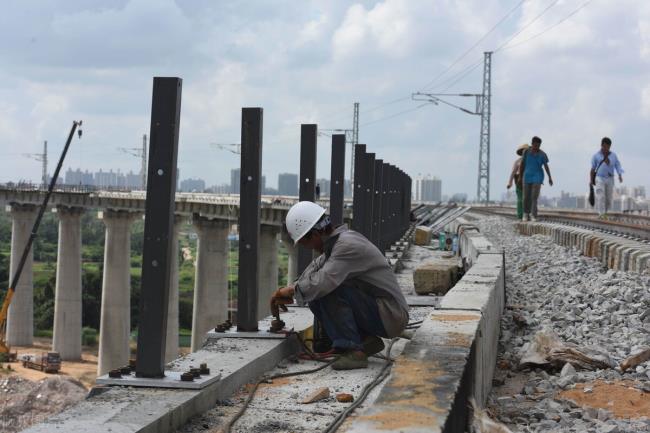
[{"xmin": 516, "ymin": 143, "xmax": 530, "ymax": 156}]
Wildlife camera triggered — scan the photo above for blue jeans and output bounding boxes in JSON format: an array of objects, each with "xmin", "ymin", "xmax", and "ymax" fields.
[{"xmin": 308, "ymin": 283, "xmax": 388, "ymax": 351}]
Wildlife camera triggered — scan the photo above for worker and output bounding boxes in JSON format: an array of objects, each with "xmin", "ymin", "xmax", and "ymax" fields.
[
  {"xmin": 270, "ymin": 201, "xmax": 409, "ymax": 370},
  {"xmin": 518, "ymin": 136, "xmax": 553, "ymax": 222},
  {"xmin": 590, "ymin": 136, "xmax": 623, "ymax": 219},
  {"xmin": 507, "ymin": 143, "xmax": 530, "ymax": 220}
]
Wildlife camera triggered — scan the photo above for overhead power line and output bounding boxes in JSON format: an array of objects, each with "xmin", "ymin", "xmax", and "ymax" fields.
[
  {"xmin": 493, "ymin": 0, "xmax": 562, "ymax": 53},
  {"xmin": 500, "ymin": 0, "xmax": 595, "ymax": 50},
  {"xmin": 360, "ymin": 103, "xmax": 430, "ymax": 127},
  {"xmin": 419, "ymin": 0, "xmax": 528, "ymax": 92}
]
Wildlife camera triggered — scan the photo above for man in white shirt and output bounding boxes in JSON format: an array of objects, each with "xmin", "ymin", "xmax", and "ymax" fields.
[{"xmin": 590, "ymin": 137, "xmax": 624, "ymax": 218}]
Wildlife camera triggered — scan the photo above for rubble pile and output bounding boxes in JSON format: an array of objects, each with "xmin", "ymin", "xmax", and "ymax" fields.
[
  {"xmin": 0, "ymin": 375, "xmax": 86, "ymax": 432},
  {"xmin": 478, "ymin": 216, "xmax": 650, "ymax": 433}
]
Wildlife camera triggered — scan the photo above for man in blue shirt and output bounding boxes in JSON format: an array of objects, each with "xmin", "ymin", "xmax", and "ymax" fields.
[
  {"xmin": 518, "ymin": 136, "xmax": 553, "ymax": 221},
  {"xmin": 590, "ymin": 137, "xmax": 623, "ymax": 218}
]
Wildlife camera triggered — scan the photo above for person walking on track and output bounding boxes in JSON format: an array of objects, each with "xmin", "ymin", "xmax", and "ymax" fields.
[
  {"xmin": 518, "ymin": 136, "xmax": 553, "ymax": 222},
  {"xmin": 507, "ymin": 143, "xmax": 529, "ymax": 220},
  {"xmin": 591, "ymin": 137, "xmax": 623, "ymax": 218}
]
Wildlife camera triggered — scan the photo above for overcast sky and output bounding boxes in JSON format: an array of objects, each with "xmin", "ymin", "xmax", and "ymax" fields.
[{"xmin": 0, "ymin": 0, "xmax": 648, "ymax": 199}]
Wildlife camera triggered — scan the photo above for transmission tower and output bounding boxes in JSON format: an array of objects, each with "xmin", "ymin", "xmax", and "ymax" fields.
[
  {"xmin": 351, "ymin": 102, "xmax": 359, "ymax": 195},
  {"xmin": 477, "ymin": 52, "xmax": 492, "ymax": 203},
  {"xmin": 141, "ymin": 134, "xmax": 147, "ymax": 190},
  {"xmin": 22, "ymin": 140, "xmax": 48, "ymax": 188},
  {"xmin": 412, "ymin": 51, "xmax": 493, "ymax": 203},
  {"xmin": 117, "ymin": 134, "xmax": 148, "ymax": 190}
]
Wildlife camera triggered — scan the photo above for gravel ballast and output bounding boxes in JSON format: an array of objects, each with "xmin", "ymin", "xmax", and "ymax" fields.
[{"xmin": 478, "ymin": 215, "xmax": 650, "ymax": 433}]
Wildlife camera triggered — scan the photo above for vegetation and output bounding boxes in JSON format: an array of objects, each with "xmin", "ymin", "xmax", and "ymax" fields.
[{"xmin": 0, "ymin": 209, "xmax": 288, "ymax": 347}]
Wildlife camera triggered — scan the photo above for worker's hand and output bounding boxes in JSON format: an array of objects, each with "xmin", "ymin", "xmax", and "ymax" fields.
[
  {"xmin": 270, "ymin": 286, "xmax": 294, "ymax": 317},
  {"xmin": 548, "ymin": 177, "xmax": 554, "ymax": 186},
  {"xmin": 619, "ymin": 174, "xmax": 623, "ymax": 183},
  {"xmin": 506, "ymin": 181, "xmax": 512, "ymax": 189}
]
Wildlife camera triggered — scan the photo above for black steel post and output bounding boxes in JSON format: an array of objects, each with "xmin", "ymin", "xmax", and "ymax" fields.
[
  {"xmin": 236, "ymin": 108, "xmax": 264, "ymax": 331},
  {"xmin": 371, "ymin": 159, "xmax": 383, "ymax": 247},
  {"xmin": 380, "ymin": 162, "xmax": 390, "ymax": 251},
  {"xmin": 363, "ymin": 153, "xmax": 375, "ymax": 241},
  {"xmin": 136, "ymin": 77, "xmax": 182, "ymax": 378},
  {"xmin": 329, "ymin": 134, "xmax": 346, "ymax": 226},
  {"xmin": 297, "ymin": 124, "xmax": 317, "ymax": 274},
  {"xmin": 351, "ymin": 144, "xmax": 366, "ymax": 234}
]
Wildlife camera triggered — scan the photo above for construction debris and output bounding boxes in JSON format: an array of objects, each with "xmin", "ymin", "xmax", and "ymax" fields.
[
  {"xmin": 519, "ymin": 328, "xmax": 616, "ymax": 371},
  {"xmin": 335, "ymin": 393, "xmax": 354, "ymax": 403},
  {"xmin": 413, "ymin": 254, "xmax": 460, "ymax": 295},
  {"xmin": 413, "ymin": 226, "xmax": 432, "ymax": 246},
  {"xmin": 620, "ymin": 347, "xmax": 650, "ymax": 372},
  {"xmin": 300, "ymin": 387, "xmax": 330, "ymax": 404},
  {"xmin": 470, "ymin": 399, "xmax": 513, "ymax": 433}
]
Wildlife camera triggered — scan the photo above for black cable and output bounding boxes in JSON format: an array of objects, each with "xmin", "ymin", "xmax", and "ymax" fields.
[
  {"xmin": 322, "ymin": 338, "xmax": 398, "ymax": 433},
  {"xmin": 219, "ymin": 354, "xmax": 337, "ymax": 433}
]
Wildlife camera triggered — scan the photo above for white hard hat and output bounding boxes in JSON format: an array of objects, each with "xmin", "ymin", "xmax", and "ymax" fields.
[{"xmin": 285, "ymin": 201, "xmax": 326, "ymax": 244}]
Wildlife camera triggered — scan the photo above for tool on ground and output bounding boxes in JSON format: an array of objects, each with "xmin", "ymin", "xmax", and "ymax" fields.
[
  {"xmin": 0, "ymin": 120, "xmax": 82, "ymax": 362},
  {"xmin": 269, "ymin": 289, "xmax": 291, "ymax": 332}
]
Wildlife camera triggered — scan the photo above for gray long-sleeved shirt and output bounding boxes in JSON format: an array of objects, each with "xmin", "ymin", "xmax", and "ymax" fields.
[{"xmin": 293, "ymin": 225, "xmax": 409, "ymax": 338}]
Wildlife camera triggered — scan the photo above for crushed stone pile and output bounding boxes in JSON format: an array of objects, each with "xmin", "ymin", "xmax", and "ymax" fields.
[
  {"xmin": 478, "ymin": 215, "xmax": 650, "ymax": 433},
  {"xmin": 0, "ymin": 375, "xmax": 87, "ymax": 433}
]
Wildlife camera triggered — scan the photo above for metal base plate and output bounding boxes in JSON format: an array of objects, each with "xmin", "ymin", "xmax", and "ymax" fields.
[
  {"xmin": 96, "ymin": 370, "xmax": 222, "ymax": 390},
  {"xmin": 206, "ymin": 306, "xmax": 313, "ymax": 340}
]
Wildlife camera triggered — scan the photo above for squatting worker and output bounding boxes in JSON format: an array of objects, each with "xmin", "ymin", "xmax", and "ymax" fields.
[
  {"xmin": 518, "ymin": 136, "xmax": 553, "ymax": 222},
  {"xmin": 270, "ymin": 201, "xmax": 409, "ymax": 370},
  {"xmin": 507, "ymin": 143, "xmax": 530, "ymax": 220},
  {"xmin": 590, "ymin": 137, "xmax": 624, "ymax": 219}
]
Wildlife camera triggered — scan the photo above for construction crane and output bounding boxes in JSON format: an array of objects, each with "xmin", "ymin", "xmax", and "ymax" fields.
[
  {"xmin": 0, "ymin": 121, "xmax": 82, "ymax": 362},
  {"xmin": 117, "ymin": 134, "xmax": 148, "ymax": 189},
  {"xmin": 210, "ymin": 143, "xmax": 241, "ymax": 155},
  {"xmin": 22, "ymin": 141, "xmax": 48, "ymax": 188}
]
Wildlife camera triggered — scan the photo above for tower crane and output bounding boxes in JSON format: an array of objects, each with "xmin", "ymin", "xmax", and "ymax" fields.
[
  {"xmin": 210, "ymin": 143, "xmax": 241, "ymax": 154},
  {"xmin": 22, "ymin": 141, "xmax": 48, "ymax": 188},
  {"xmin": 117, "ymin": 134, "xmax": 148, "ymax": 189}
]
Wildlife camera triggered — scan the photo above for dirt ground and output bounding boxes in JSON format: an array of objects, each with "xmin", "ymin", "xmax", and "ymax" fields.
[{"xmin": 7, "ymin": 337, "xmax": 98, "ymax": 388}]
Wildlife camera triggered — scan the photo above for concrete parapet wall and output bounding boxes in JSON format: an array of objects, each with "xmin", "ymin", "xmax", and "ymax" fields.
[
  {"xmin": 347, "ymin": 216, "xmax": 505, "ymax": 433},
  {"xmin": 516, "ymin": 222, "xmax": 650, "ymax": 274}
]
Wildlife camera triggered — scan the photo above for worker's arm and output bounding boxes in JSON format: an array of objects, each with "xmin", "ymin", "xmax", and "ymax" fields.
[
  {"xmin": 590, "ymin": 153, "xmax": 599, "ymax": 186},
  {"xmin": 615, "ymin": 155, "xmax": 624, "ymax": 182},
  {"xmin": 543, "ymin": 152, "xmax": 553, "ymax": 186},
  {"xmin": 294, "ymin": 237, "xmax": 369, "ymax": 305},
  {"xmin": 507, "ymin": 160, "xmax": 518, "ymax": 189}
]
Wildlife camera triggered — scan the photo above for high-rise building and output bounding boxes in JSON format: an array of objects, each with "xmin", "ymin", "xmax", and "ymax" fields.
[
  {"xmin": 180, "ymin": 178, "xmax": 206, "ymax": 192},
  {"xmin": 419, "ymin": 177, "xmax": 442, "ymax": 202},
  {"xmin": 278, "ymin": 173, "xmax": 298, "ymax": 196},
  {"xmin": 230, "ymin": 168, "xmax": 240, "ymax": 194}
]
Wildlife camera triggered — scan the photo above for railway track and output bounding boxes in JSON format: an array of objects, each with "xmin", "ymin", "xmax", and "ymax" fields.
[{"xmin": 472, "ymin": 206, "xmax": 650, "ymax": 242}]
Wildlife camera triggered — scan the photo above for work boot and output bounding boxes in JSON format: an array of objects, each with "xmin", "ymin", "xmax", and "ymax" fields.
[
  {"xmin": 362, "ymin": 336, "xmax": 385, "ymax": 356},
  {"xmin": 332, "ymin": 350, "xmax": 368, "ymax": 370}
]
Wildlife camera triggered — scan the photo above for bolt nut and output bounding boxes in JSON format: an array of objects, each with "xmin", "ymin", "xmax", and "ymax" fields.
[
  {"xmin": 181, "ymin": 372, "xmax": 194, "ymax": 382},
  {"xmin": 190, "ymin": 368, "xmax": 201, "ymax": 378},
  {"xmin": 129, "ymin": 359, "xmax": 137, "ymax": 369},
  {"xmin": 119, "ymin": 366, "xmax": 132, "ymax": 375},
  {"xmin": 199, "ymin": 363, "xmax": 210, "ymax": 375},
  {"xmin": 108, "ymin": 369, "xmax": 122, "ymax": 378}
]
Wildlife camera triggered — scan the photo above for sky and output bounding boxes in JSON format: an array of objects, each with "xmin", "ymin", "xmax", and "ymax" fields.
[{"xmin": 0, "ymin": 0, "xmax": 648, "ymax": 200}]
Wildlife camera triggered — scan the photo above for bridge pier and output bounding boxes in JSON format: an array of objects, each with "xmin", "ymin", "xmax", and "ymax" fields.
[
  {"xmin": 258, "ymin": 225, "xmax": 279, "ymax": 319},
  {"xmin": 97, "ymin": 210, "xmax": 139, "ymax": 375},
  {"xmin": 191, "ymin": 217, "xmax": 229, "ymax": 352},
  {"xmin": 165, "ymin": 216, "xmax": 185, "ymax": 363},
  {"xmin": 52, "ymin": 206, "xmax": 84, "ymax": 360},
  {"xmin": 281, "ymin": 232, "xmax": 297, "ymax": 283},
  {"xmin": 7, "ymin": 203, "xmax": 38, "ymax": 346}
]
